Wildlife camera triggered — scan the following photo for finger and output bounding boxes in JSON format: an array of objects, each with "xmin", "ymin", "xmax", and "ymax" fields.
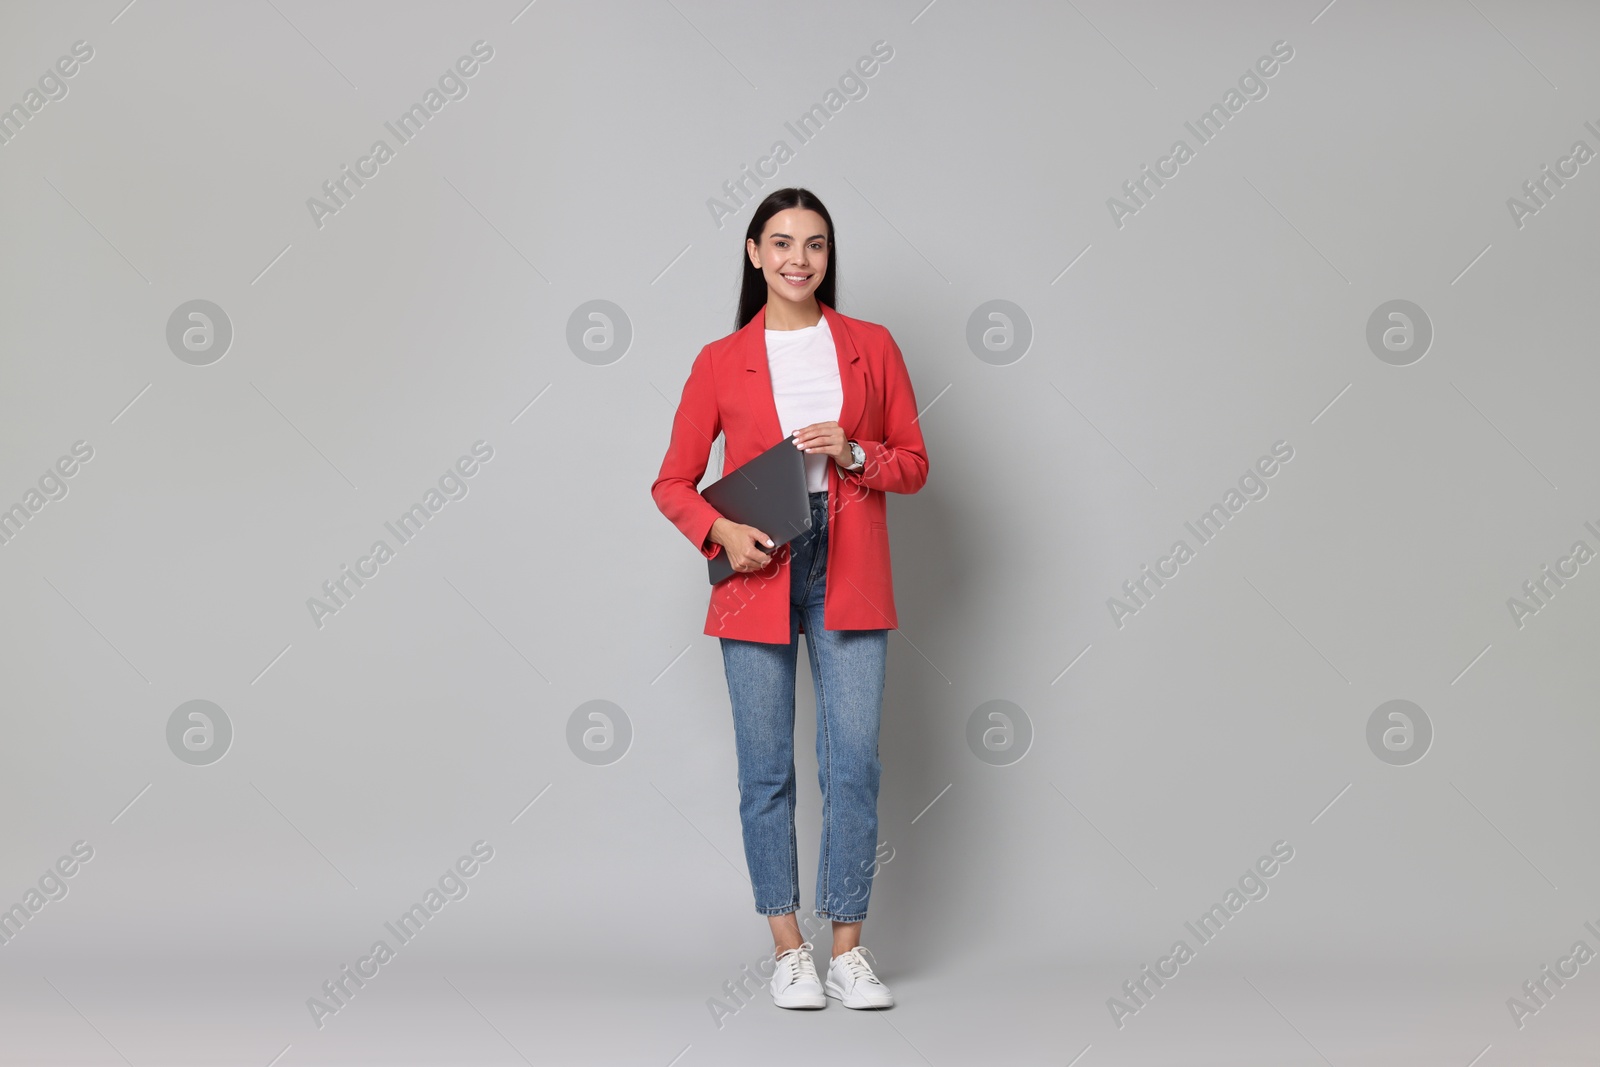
[{"xmin": 750, "ymin": 529, "xmax": 774, "ymax": 548}]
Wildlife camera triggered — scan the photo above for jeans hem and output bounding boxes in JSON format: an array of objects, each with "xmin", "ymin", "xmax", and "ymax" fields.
[
  {"xmin": 756, "ymin": 903, "xmax": 800, "ymax": 917},
  {"xmin": 813, "ymin": 907, "xmax": 868, "ymax": 923}
]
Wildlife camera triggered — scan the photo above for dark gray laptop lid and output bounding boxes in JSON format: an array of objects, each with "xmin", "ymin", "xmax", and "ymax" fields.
[{"xmin": 700, "ymin": 432, "xmax": 813, "ymax": 585}]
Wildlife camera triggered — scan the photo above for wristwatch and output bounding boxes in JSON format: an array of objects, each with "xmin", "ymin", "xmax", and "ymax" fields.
[{"xmin": 844, "ymin": 440, "xmax": 865, "ymax": 471}]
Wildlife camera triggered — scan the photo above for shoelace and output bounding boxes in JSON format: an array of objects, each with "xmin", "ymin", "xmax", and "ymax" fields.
[
  {"xmin": 776, "ymin": 941, "xmax": 816, "ymax": 983},
  {"xmin": 833, "ymin": 946, "xmax": 882, "ymax": 985}
]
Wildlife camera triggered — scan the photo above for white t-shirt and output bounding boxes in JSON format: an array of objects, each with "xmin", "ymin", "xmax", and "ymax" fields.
[{"xmin": 765, "ymin": 315, "xmax": 843, "ymax": 493}]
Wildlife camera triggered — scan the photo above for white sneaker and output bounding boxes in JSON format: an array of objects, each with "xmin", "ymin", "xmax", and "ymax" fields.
[
  {"xmin": 825, "ymin": 946, "xmax": 894, "ymax": 1009},
  {"xmin": 769, "ymin": 941, "xmax": 826, "ymax": 1009}
]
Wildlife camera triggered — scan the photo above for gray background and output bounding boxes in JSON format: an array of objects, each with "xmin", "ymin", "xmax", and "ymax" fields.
[{"xmin": 2, "ymin": 0, "xmax": 1598, "ymax": 1064}]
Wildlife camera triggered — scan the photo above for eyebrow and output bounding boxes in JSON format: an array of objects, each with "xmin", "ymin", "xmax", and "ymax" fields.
[{"xmin": 768, "ymin": 233, "xmax": 828, "ymax": 241}]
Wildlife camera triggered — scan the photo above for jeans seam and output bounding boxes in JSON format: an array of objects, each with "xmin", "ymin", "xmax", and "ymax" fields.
[
  {"xmin": 813, "ymin": 626, "xmax": 833, "ymax": 916},
  {"xmin": 787, "ymin": 745, "xmax": 799, "ymax": 907}
]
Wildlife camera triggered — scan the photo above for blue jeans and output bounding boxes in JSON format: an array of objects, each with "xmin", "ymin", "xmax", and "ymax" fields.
[{"xmin": 719, "ymin": 490, "xmax": 889, "ymax": 923}]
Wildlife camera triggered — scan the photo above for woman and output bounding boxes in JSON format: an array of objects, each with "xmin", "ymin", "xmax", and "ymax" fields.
[{"xmin": 651, "ymin": 188, "xmax": 929, "ymax": 1010}]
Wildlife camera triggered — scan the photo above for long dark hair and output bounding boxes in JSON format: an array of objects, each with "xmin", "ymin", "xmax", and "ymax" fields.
[{"xmin": 736, "ymin": 188, "xmax": 838, "ymax": 331}]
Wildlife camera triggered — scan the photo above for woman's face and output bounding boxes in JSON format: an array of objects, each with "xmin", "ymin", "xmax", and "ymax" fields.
[{"xmin": 747, "ymin": 208, "xmax": 829, "ymax": 307}]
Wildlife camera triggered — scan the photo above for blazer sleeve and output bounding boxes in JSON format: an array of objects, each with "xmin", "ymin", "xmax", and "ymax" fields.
[
  {"xmin": 651, "ymin": 343, "xmax": 726, "ymax": 560},
  {"xmin": 837, "ymin": 329, "xmax": 929, "ymax": 495}
]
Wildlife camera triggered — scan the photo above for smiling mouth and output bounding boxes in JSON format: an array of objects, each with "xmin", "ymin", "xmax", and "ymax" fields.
[{"xmin": 780, "ymin": 272, "xmax": 811, "ymax": 285}]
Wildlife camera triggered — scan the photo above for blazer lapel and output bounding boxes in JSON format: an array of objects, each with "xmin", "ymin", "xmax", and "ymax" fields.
[
  {"xmin": 823, "ymin": 301, "xmax": 865, "ymax": 439},
  {"xmin": 742, "ymin": 303, "xmax": 785, "ymax": 446},
  {"xmin": 745, "ymin": 301, "xmax": 865, "ymax": 446}
]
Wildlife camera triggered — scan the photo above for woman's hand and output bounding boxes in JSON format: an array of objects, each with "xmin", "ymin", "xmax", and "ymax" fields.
[
  {"xmin": 793, "ymin": 421, "xmax": 851, "ymax": 465},
  {"xmin": 709, "ymin": 517, "xmax": 776, "ymax": 573}
]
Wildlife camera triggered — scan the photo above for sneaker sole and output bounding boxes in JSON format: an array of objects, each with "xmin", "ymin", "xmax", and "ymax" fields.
[
  {"xmin": 772, "ymin": 991, "xmax": 826, "ymax": 1009},
  {"xmin": 824, "ymin": 982, "xmax": 894, "ymax": 1009}
]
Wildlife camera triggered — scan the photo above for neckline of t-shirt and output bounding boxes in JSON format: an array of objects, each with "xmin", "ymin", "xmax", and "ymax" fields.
[{"xmin": 765, "ymin": 318, "xmax": 829, "ymax": 334}]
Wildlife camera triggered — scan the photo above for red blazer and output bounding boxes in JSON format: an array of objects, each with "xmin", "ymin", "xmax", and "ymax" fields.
[{"xmin": 652, "ymin": 301, "xmax": 930, "ymax": 644}]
